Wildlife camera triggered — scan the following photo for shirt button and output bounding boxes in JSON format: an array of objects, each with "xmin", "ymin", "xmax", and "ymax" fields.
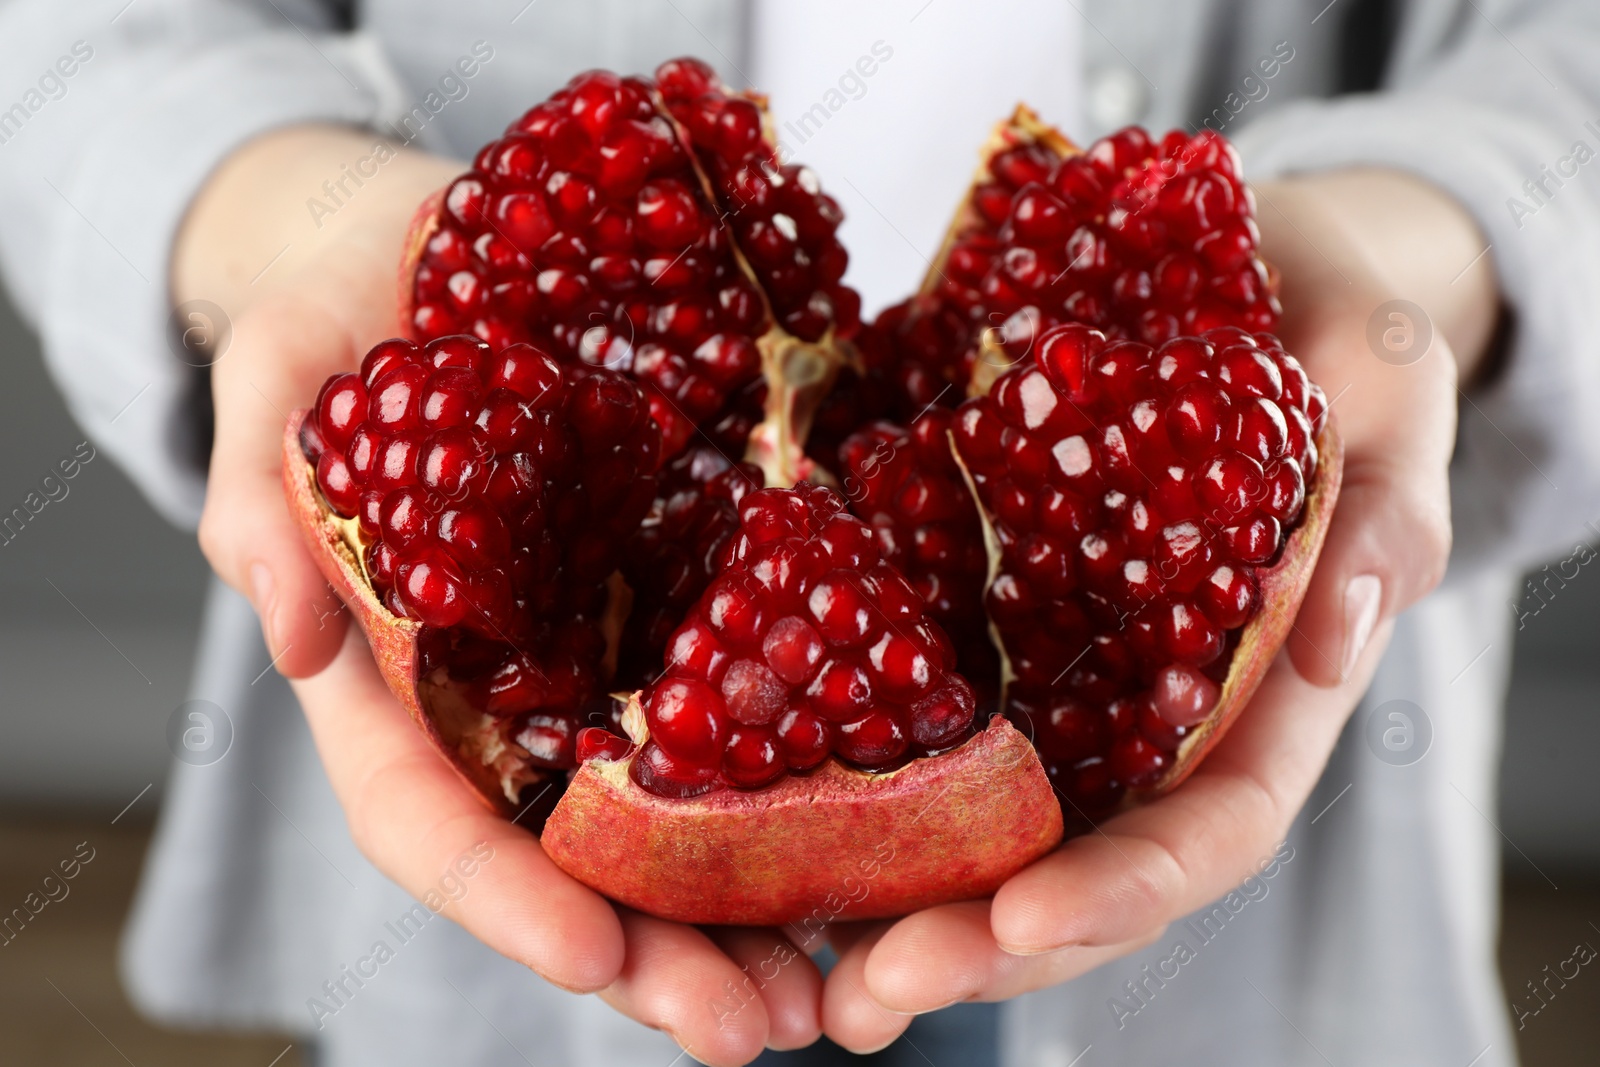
[{"xmin": 1086, "ymin": 64, "xmax": 1148, "ymax": 129}]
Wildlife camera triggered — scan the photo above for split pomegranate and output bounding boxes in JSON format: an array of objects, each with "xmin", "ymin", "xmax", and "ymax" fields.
[{"xmin": 285, "ymin": 65, "xmax": 1341, "ymax": 926}]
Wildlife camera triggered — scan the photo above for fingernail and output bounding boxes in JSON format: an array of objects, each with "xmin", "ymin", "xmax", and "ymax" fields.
[
  {"xmin": 912, "ymin": 996, "xmax": 968, "ymax": 1016},
  {"xmin": 997, "ymin": 939, "xmax": 1068, "ymax": 957},
  {"xmin": 249, "ymin": 562, "xmax": 277, "ymax": 650},
  {"xmin": 1340, "ymin": 574, "xmax": 1382, "ymax": 679}
]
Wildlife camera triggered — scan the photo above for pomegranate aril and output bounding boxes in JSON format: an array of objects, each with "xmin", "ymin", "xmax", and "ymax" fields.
[
  {"xmin": 576, "ymin": 726, "xmax": 634, "ymax": 763},
  {"xmin": 631, "ymin": 740, "xmax": 718, "ymax": 798},
  {"xmin": 1151, "ymin": 663, "xmax": 1219, "ymax": 727},
  {"xmin": 909, "ymin": 679, "xmax": 977, "ymax": 749},
  {"xmin": 775, "ymin": 704, "xmax": 829, "ymax": 769},
  {"xmin": 763, "ymin": 615, "xmax": 823, "ymax": 684},
  {"xmin": 1109, "ymin": 735, "xmax": 1168, "ymax": 788},
  {"xmin": 644, "ymin": 677, "xmax": 725, "ymax": 764},
  {"xmin": 316, "ymin": 451, "xmax": 360, "ymax": 517},
  {"xmin": 723, "ymin": 726, "xmax": 784, "ymax": 788},
  {"xmin": 720, "ymin": 659, "xmax": 786, "ymax": 725},
  {"xmin": 835, "ymin": 711, "xmax": 909, "ymax": 769},
  {"xmin": 807, "ymin": 657, "xmax": 874, "ymax": 722},
  {"xmin": 315, "ymin": 374, "xmax": 368, "ymax": 452}
]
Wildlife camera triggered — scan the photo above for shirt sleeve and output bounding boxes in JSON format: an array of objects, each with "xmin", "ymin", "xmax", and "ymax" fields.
[
  {"xmin": 0, "ymin": 1, "xmax": 398, "ymax": 528},
  {"xmin": 1230, "ymin": 0, "xmax": 1600, "ymax": 579}
]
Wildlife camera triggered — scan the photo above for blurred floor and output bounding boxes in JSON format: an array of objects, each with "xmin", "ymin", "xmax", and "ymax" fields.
[
  {"xmin": 0, "ymin": 812, "xmax": 1593, "ymax": 1066},
  {"xmin": 0, "ymin": 813, "xmax": 304, "ymax": 1067},
  {"xmin": 1497, "ymin": 875, "xmax": 1600, "ymax": 1065}
]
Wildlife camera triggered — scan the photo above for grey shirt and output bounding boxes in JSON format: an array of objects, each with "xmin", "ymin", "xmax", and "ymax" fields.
[{"xmin": 2, "ymin": 1, "xmax": 1598, "ymax": 1064}]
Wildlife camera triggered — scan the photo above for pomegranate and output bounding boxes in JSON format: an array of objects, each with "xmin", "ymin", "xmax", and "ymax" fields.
[{"xmin": 284, "ymin": 64, "xmax": 1340, "ymax": 926}]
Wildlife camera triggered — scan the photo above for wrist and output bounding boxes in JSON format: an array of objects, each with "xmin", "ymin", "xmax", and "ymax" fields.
[{"xmin": 1255, "ymin": 169, "xmax": 1500, "ymax": 385}]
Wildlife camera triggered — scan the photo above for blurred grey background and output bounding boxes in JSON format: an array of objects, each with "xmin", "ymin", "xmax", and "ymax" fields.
[
  {"xmin": 0, "ymin": 288, "xmax": 209, "ymax": 813},
  {"xmin": 0, "ymin": 283, "xmax": 1596, "ymax": 864}
]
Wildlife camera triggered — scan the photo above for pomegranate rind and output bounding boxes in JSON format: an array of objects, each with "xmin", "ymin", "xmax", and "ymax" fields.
[
  {"xmin": 541, "ymin": 716, "xmax": 1063, "ymax": 925},
  {"xmin": 1149, "ymin": 416, "xmax": 1343, "ymax": 794},
  {"xmin": 282, "ymin": 411, "xmax": 519, "ymax": 815}
]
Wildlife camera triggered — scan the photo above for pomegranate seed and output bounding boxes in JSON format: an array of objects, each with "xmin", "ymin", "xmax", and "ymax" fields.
[
  {"xmin": 576, "ymin": 726, "xmax": 633, "ymax": 762},
  {"xmin": 1151, "ymin": 664, "xmax": 1219, "ymax": 727}
]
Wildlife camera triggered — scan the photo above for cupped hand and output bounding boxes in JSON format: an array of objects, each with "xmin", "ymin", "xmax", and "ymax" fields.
[
  {"xmin": 183, "ymin": 126, "xmax": 821, "ymax": 1065},
  {"xmin": 819, "ymin": 168, "xmax": 1494, "ymax": 1051}
]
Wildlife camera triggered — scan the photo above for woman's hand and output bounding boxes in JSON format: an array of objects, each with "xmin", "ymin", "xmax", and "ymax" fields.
[
  {"xmin": 818, "ymin": 168, "xmax": 1497, "ymax": 1052},
  {"xmin": 181, "ymin": 126, "xmax": 822, "ymax": 1066}
]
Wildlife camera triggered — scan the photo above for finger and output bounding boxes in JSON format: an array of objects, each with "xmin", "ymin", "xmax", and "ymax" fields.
[
  {"xmin": 292, "ymin": 627, "xmax": 625, "ymax": 992},
  {"xmin": 600, "ymin": 912, "xmax": 772, "ymax": 1067},
  {"xmin": 1278, "ymin": 305, "xmax": 1457, "ymax": 687},
  {"xmin": 863, "ymin": 901, "xmax": 1165, "ymax": 1010},
  {"xmin": 991, "ymin": 619, "xmax": 1391, "ymax": 954},
  {"xmin": 706, "ymin": 927, "xmax": 823, "ymax": 1051},
  {"xmin": 202, "ymin": 299, "xmax": 364, "ymax": 677},
  {"xmin": 820, "ymin": 922, "xmax": 908, "ymax": 1055}
]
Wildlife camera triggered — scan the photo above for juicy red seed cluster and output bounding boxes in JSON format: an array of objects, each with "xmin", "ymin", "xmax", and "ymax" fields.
[
  {"xmin": 956, "ymin": 126, "xmax": 1278, "ymax": 346},
  {"xmin": 953, "ymin": 323, "xmax": 1325, "ymax": 812},
  {"xmin": 632, "ymin": 483, "xmax": 977, "ymax": 797},
  {"xmin": 618, "ymin": 444, "xmax": 763, "ymax": 686},
  {"xmin": 409, "ymin": 67, "xmax": 769, "ymax": 458},
  {"xmin": 300, "ymin": 335, "xmax": 661, "ymax": 732},
  {"xmin": 656, "ymin": 57, "xmax": 861, "ymax": 344},
  {"xmin": 869, "ymin": 126, "xmax": 1281, "ymax": 424},
  {"xmin": 836, "ymin": 412, "xmax": 997, "ymax": 688}
]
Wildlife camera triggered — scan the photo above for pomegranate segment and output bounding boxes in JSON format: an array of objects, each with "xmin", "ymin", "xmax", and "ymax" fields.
[
  {"xmin": 656, "ymin": 56, "xmax": 861, "ymax": 344},
  {"xmin": 626, "ymin": 483, "xmax": 982, "ymax": 797},
  {"xmin": 942, "ymin": 122, "xmax": 1279, "ymax": 348},
  {"xmin": 299, "ymin": 334, "xmax": 661, "ymax": 785},
  {"xmin": 406, "ymin": 67, "xmax": 762, "ymax": 459},
  {"xmin": 543, "ymin": 715, "xmax": 1063, "ymax": 925},
  {"xmin": 402, "ymin": 61, "xmax": 860, "ymax": 483},
  {"xmin": 862, "ymin": 107, "xmax": 1282, "ymax": 427},
  {"xmin": 951, "ymin": 322, "xmax": 1328, "ymax": 814}
]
